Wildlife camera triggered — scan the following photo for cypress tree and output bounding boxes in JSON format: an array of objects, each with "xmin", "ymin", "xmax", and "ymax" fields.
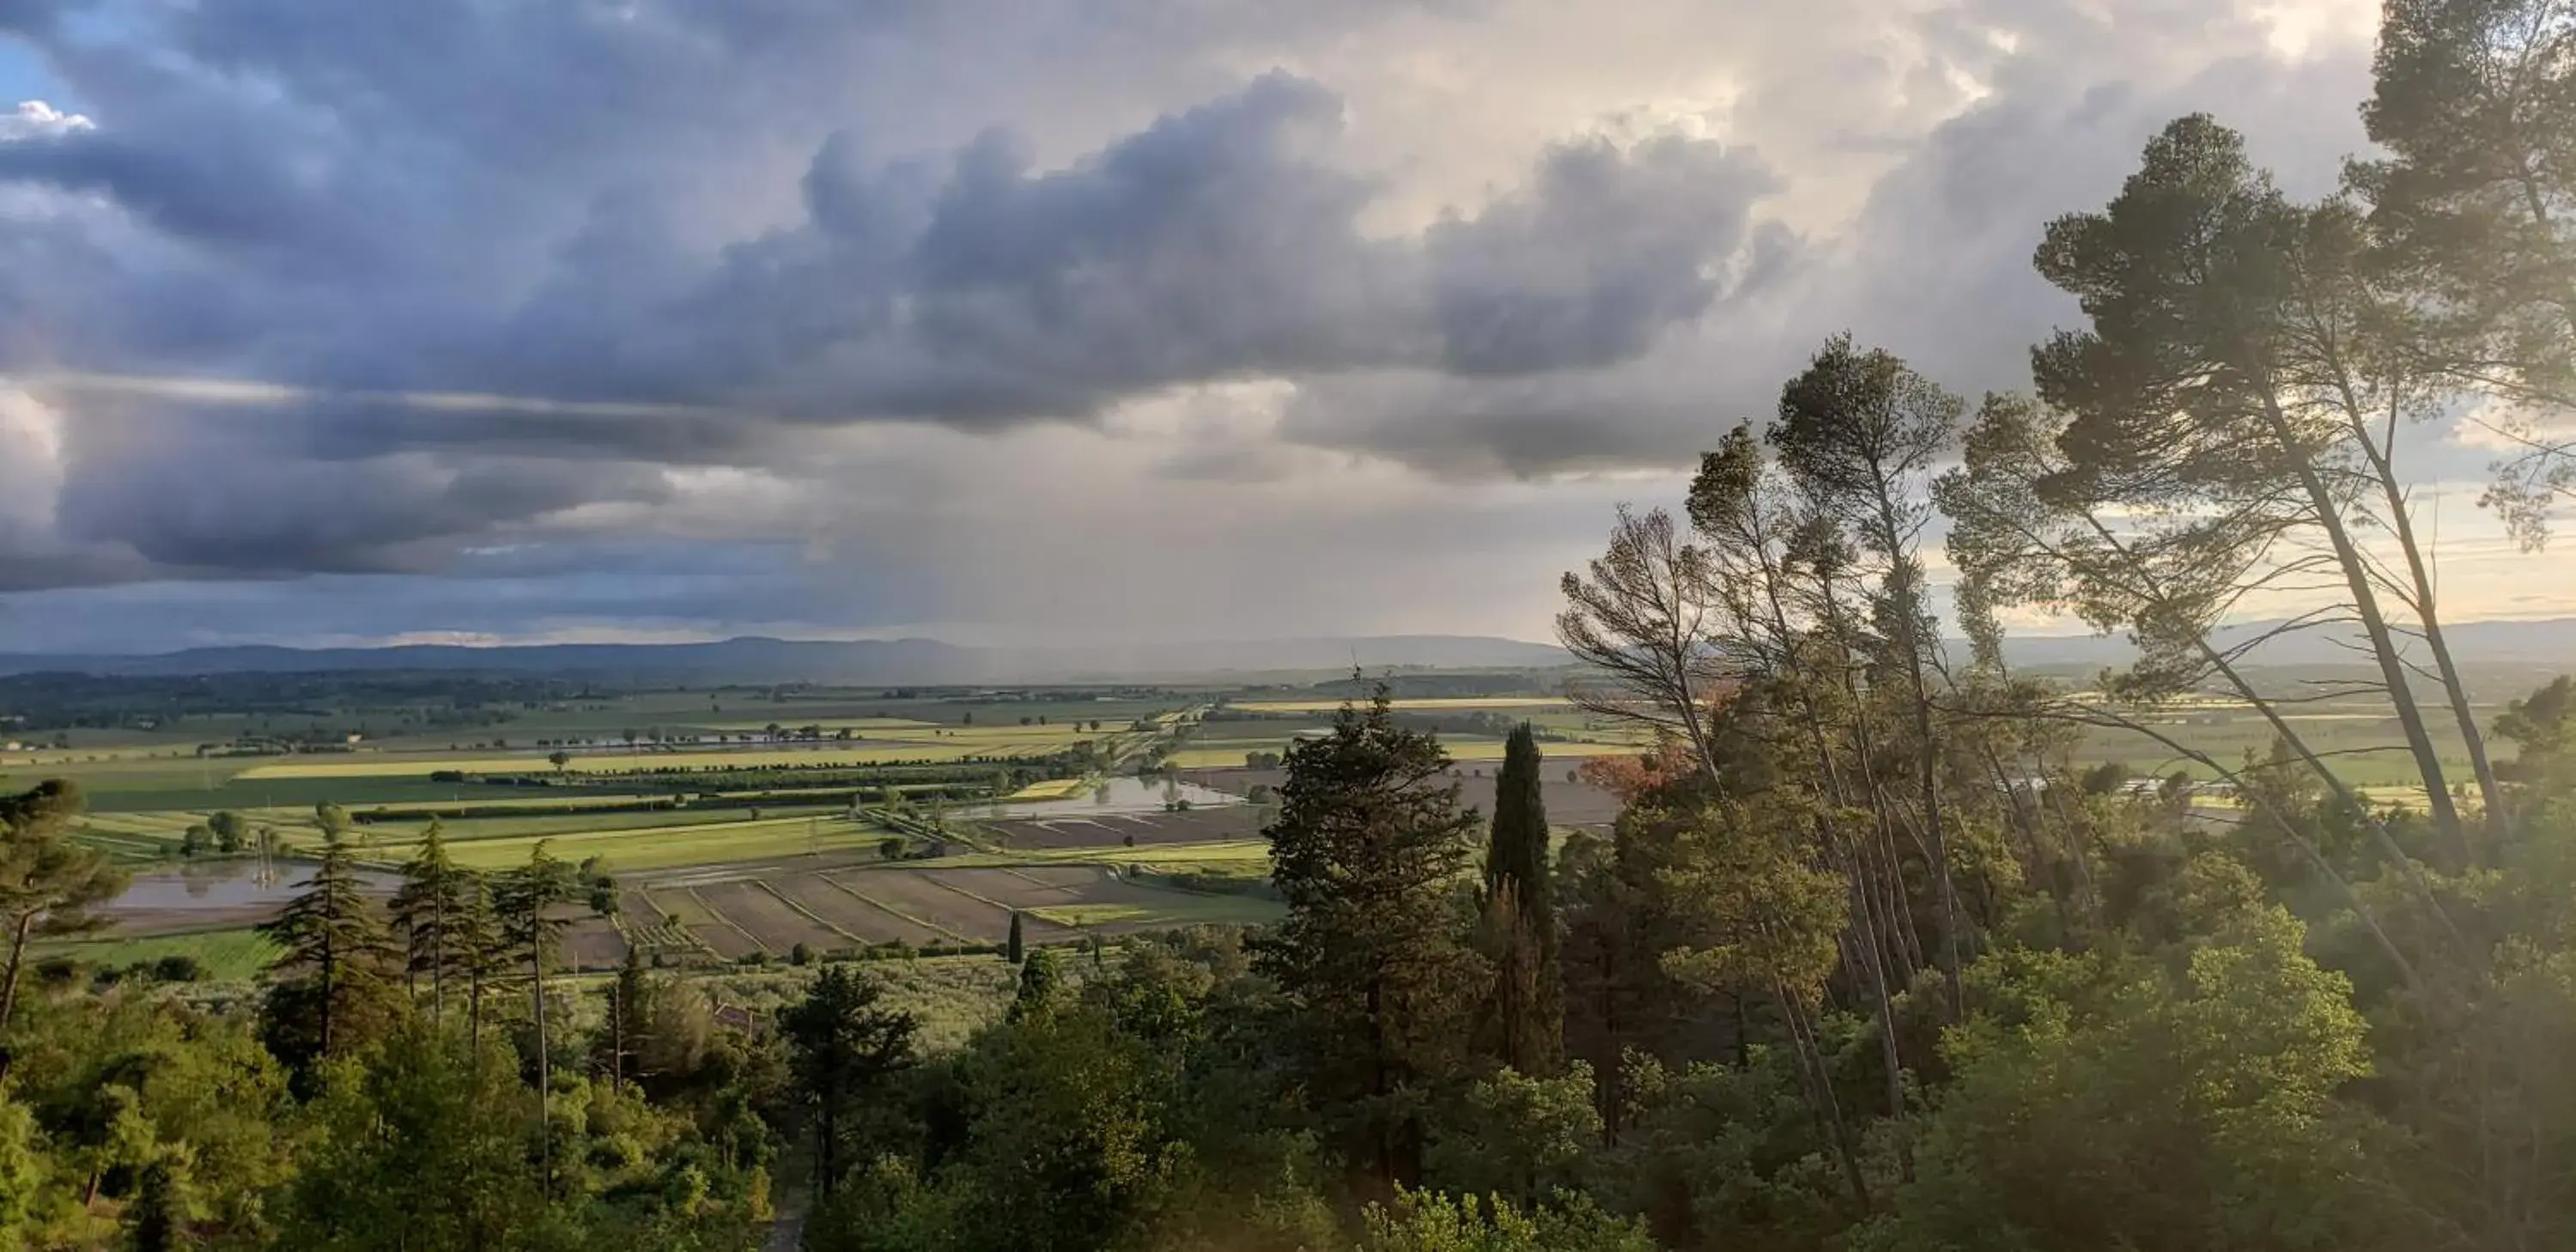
[
  {"xmin": 1010, "ymin": 947, "xmax": 1060, "ymax": 1022},
  {"xmin": 1481, "ymin": 723, "xmax": 1563, "ymax": 1074},
  {"xmin": 1006, "ymin": 911, "xmax": 1026, "ymax": 965}
]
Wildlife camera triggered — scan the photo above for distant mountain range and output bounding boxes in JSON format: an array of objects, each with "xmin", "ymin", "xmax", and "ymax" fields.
[
  {"xmin": 1996, "ymin": 617, "xmax": 2576, "ymax": 670},
  {"xmin": 0, "ymin": 618, "xmax": 2568, "ymax": 685},
  {"xmin": 0, "ymin": 634, "xmax": 1577, "ymax": 684}
]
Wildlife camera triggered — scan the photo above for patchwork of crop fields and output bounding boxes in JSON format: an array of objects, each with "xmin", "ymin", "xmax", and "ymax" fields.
[
  {"xmin": 588, "ymin": 858, "xmax": 1274, "ymax": 968},
  {"xmin": 237, "ymin": 738, "xmax": 1064, "ymax": 780},
  {"xmin": 355, "ymin": 811, "xmax": 898, "ymax": 872},
  {"xmin": 1164, "ymin": 696, "xmax": 1648, "ymax": 769}
]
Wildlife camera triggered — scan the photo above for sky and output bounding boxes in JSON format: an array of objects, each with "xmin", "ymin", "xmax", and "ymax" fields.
[{"xmin": 0, "ymin": 0, "xmax": 2563, "ymax": 655}]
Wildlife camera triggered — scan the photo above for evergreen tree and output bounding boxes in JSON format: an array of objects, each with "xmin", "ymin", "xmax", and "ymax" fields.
[
  {"xmin": 600, "ymin": 945, "xmax": 648, "ymax": 1093},
  {"xmin": 2032, "ymin": 115, "xmax": 2480, "ymax": 865},
  {"xmin": 1007, "ymin": 911, "xmax": 1026, "ymax": 965},
  {"xmin": 451, "ymin": 873, "xmax": 506, "ymax": 1048},
  {"xmin": 258, "ymin": 831, "xmax": 396, "ymax": 1070},
  {"xmin": 1252, "ymin": 682, "xmax": 1489, "ymax": 1193},
  {"xmin": 387, "ymin": 820, "xmax": 471, "ymax": 1023},
  {"xmin": 2353, "ymin": 0, "xmax": 2576, "ymax": 549},
  {"xmin": 127, "ymin": 1154, "xmax": 191, "ymax": 1252},
  {"xmin": 0, "ymin": 781, "xmax": 124, "ymax": 1069},
  {"xmin": 781, "ymin": 964, "xmax": 918, "ymax": 1194},
  {"xmin": 1770, "ymin": 333, "xmax": 1967, "ymax": 1017},
  {"xmin": 1011, "ymin": 947, "xmax": 1061, "ymax": 1024},
  {"xmin": 492, "ymin": 842, "xmax": 585, "ymax": 1194},
  {"xmin": 1481, "ymin": 723, "xmax": 1563, "ymax": 1075}
]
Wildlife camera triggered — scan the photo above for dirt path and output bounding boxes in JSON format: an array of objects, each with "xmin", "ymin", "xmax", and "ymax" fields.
[{"xmin": 764, "ymin": 1182, "xmax": 809, "ymax": 1252}]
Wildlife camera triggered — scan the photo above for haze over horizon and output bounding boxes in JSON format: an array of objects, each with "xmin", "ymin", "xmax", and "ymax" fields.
[{"xmin": 0, "ymin": 0, "xmax": 2565, "ymax": 653}]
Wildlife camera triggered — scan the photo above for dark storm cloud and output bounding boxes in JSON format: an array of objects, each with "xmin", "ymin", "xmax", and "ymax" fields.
[
  {"xmin": 51, "ymin": 445, "xmax": 675, "ymax": 576},
  {"xmin": 0, "ymin": 0, "xmax": 2403, "ymax": 638},
  {"xmin": 470, "ymin": 72, "xmax": 1766, "ymax": 431},
  {"xmin": 1271, "ymin": 4, "xmax": 2381, "ymax": 477},
  {"xmin": 1428, "ymin": 134, "xmax": 1785, "ymax": 375},
  {"xmin": 0, "ymin": 0, "xmax": 1794, "ymax": 597}
]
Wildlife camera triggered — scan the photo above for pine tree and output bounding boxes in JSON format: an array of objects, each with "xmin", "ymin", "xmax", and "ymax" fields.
[
  {"xmin": 1252, "ymin": 681, "xmax": 1488, "ymax": 1193},
  {"xmin": 781, "ymin": 965, "xmax": 918, "ymax": 1194},
  {"xmin": 0, "ymin": 781, "xmax": 124, "ymax": 1066},
  {"xmin": 493, "ymin": 842, "xmax": 583, "ymax": 1194},
  {"xmin": 258, "ymin": 831, "xmax": 396, "ymax": 1067},
  {"xmin": 388, "ymin": 820, "xmax": 470, "ymax": 1023},
  {"xmin": 602, "ymin": 945, "xmax": 648, "ymax": 1092},
  {"xmin": 1480, "ymin": 723, "xmax": 1563, "ymax": 1075},
  {"xmin": 452, "ymin": 874, "xmax": 505, "ymax": 1048},
  {"xmin": 1006, "ymin": 911, "xmax": 1026, "ymax": 965}
]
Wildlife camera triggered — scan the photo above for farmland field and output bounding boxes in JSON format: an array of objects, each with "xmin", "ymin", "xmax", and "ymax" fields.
[
  {"xmin": 38, "ymin": 928, "xmax": 281, "ymax": 982},
  {"xmin": 1165, "ymin": 738, "xmax": 1644, "ymax": 769},
  {"xmin": 1227, "ymin": 696, "xmax": 1577, "ymax": 714},
  {"xmin": 338, "ymin": 812, "xmax": 899, "ymax": 872},
  {"xmin": 237, "ymin": 740, "xmax": 1060, "ymax": 781},
  {"xmin": 780, "ymin": 873, "xmax": 953, "ymax": 945},
  {"xmin": 976, "ymin": 805, "xmax": 1263, "ymax": 849},
  {"xmin": 596, "ymin": 860, "xmax": 1270, "ymax": 959}
]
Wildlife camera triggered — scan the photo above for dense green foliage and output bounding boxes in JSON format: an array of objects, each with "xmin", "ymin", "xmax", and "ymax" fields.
[{"xmin": 1, "ymin": 8, "xmax": 2574, "ymax": 1251}]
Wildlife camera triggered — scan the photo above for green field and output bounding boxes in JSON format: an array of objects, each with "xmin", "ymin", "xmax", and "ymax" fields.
[
  {"xmin": 349, "ymin": 812, "xmax": 896, "ymax": 872},
  {"xmin": 918, "ymin": 839, "xmax": 1272, "ymax": 876},
  {"xmin": 1228, "ymin": 696, "xmax": 1577, "ymax": 714},
  {"xmin": 239, "ymin": 740, "xmax": 1063, "ymax": 781},
  {"xmin": 39, "ymin": 928, "xmax": 280, "ymax": 982},
  {"xmin": 2061, "ymin": 696, "xmax": 2499, "ymax": 786},
  {"xmin": 1166, "ymin": 737, "xmax": 1643, "ymax": 769},
  {"xmin": 1025, "ymin": 897, "xmax": 1278, "ymax": 927}
]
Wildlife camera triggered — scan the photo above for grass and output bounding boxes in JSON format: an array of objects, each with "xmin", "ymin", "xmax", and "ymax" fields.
[
  {"xmin": 2357, "ymin": 784, "xmax": 2435, "ymax": 812},
  {"xmin": 695, "ymin": 957, "xmax": 1042, "ymax": 1053},
  {"xmin": 1027, "ymin": 897, "xmax": 1280, "ymax": 927},
  {"xmin": 38, "ymin": 928, "xmax": 280, "ymax": 982},
  {"xmin": 339, "ymin": 813, "xmax": 896, "ymax": 872},
  {"xmin": 1004, "ymin": 779, "xmax": 1095, "ymax": 801},
  {"xmin": 1229, "ymin": 697, "xmax": 1575, "ymax": 714},
  {"xmin": 1165, "ymin": 738, "xmax": 1644, "ymax": 769},
  {"xmin": 367, "ymin": 803, "xmax": 846, "ymax": 842},
  {"xmin": 916, "ymin": 839, "xmax": 1270, "ymax": 871},
  {"xmin": 239, "ymin": 742, "xmax": 1056, "ymax": 781}
]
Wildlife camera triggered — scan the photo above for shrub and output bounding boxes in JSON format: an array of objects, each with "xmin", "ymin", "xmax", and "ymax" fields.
[{"xmin": 152, "ymin": 954, "xmax": 208, "ymax": 983}]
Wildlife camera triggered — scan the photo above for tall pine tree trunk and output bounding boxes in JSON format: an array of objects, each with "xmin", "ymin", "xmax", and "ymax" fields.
[
  {"xmin": 531, "ymin": 948, "xmax": 551, "ymax": 1195},
  {"xmin": 0, "ymin": 913, "xmax": 32, "ymax": 1037},
  {"xmin": 2346, "ymin": 398, "xmax": 2509, "ymax": 848},
  {"xmin": 1870, "ymin": 498, "xmax": 1963, "ymax": 1020},
  {"xmin": 2257, "ymin": 393, "xmax": 2470, "ymax": 866}
]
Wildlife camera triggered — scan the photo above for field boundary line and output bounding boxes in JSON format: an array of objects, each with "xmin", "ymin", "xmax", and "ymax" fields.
[
  {"xmin": 916, "ymin": 873, "xmax": 1025, "ymax": 913},
  {"xmin": 753, "ymin": 880, "xmax": 873, "ymax": 948},
  {"xmin": 817, "ymin": 872, "xmax": 972, "ymax": 944},
  {"xmin": 997, "ymin": 866, "xmax": 1089, "ymax": 892},
  {"xmin": 687, "ymin": 886, "xmax": 769, "ymax": 955}
]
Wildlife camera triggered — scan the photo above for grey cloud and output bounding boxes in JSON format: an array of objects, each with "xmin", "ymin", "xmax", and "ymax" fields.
[
  {"xmin": 273, "ymin": 70, "xmax": 1777, "ymax": 450},
  {"xmin": 1271, "ymin": 4, "xmax": 2378, "ymax": 477},
  {"xmin": 1429, "ymin": 135, "xmax": 1782, "ymax": 375},
  {"xmin": 48, "ymin": 431, "xmax": 675, "ymax": 576},
  {"xmin": 0, "ymin": 0, "xmax": 2410, "ymax": 638}
]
